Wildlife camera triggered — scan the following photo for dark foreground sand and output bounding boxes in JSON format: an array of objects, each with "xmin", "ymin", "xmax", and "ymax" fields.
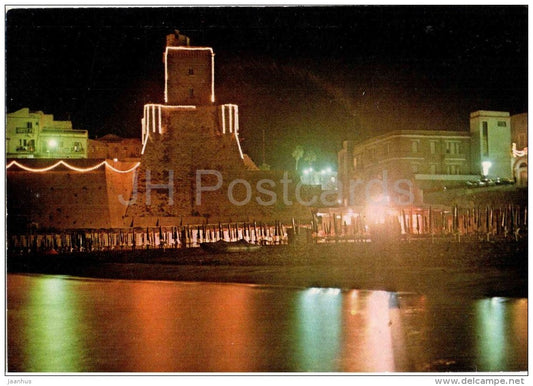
[{"xmin": 7, "ymin": 239, "xmax": 527, "ymax": 299}]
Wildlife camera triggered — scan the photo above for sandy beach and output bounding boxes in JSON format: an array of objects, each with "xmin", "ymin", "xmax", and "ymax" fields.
[{"xmin": 7, "ymin": 239, "xmax": 527, "ymax": 299}]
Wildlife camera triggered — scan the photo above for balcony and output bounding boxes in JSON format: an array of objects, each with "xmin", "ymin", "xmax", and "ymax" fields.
[{"xmin": 15, "ymin": 146, "xmax": 35, "ymax": 153}]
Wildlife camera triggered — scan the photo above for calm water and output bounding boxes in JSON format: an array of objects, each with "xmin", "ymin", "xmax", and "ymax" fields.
[{"xmin": 7, "ymin": 274, "xmax": 527, "ymax": 372}]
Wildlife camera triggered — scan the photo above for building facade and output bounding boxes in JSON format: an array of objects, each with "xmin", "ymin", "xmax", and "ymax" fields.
[
  {"xmin": 338, "ymin": 130, "xmax": 476, "ymax": 206},
  {"xmin": 511, "ymin": 112, "xmax": 528, "ymax": 187},
  {"xmin": 469, "ymin": 110, "xmax": 512, "ymax": 179},
  {"xmin": 6, "ymin": 108, "xmax": 88, "ymax": 159},
  {"xmin": 87, "ymin": 134, "xmax": 142, "ymax": 160},
  {"xmin": 338, "ymin": 110, "xmax": 519, "ymax": 207}
]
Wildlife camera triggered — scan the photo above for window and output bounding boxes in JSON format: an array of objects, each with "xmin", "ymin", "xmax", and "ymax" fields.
[
  {"xmin": 188, "ymin": 68, "xmax": 194, "ymax": 75},
  {"xmin": 73, "ymin": 142, "xmax": 83, "ymax": 152},
  {"xmin": 446, "ymin": 164, "xmax": 461, "ymax": 175},
  {"xmin": 26, "ymin": 122, "xmax": 33, "ymax": 129},
  {"xmin": 446, "ymin": 141, "xmax": 462, "ymax": 155},
  {"xmin": 17, "ymin": 139, "xmax": 29, "ymax": 151},
  {"xmin": 411, "ymin": 140, "xmax": 419, "ymax": 153},
  {"xmin": 497, "ymin": 121, "xmax": 507, "ymax": 127},
  {"xmin": 355, "ymin": 155, "xmax": 363, "ymax": 169},
  {"xmin": 482, "ymin": 122, "xmax": 489, "ymax": 157},
  {"xmin": 430, "ymin": 164, "xmax": 437, "ymax": 174},
  {"xmin": 430, "ymin": 141, "xmax": 437, "ymax": 154},
  {"xmin": 189, "ymin": 88, "xmax": 194, "ymax": 98}
]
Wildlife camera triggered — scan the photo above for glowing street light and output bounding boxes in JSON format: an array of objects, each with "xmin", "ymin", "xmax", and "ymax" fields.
[
  {"xmin": 48, "ymin": 139, "xmax": 58, "ymax": 148},
  {"xmin": 481, "ymin": 161, "xmax": 492, "ymax": 177}
]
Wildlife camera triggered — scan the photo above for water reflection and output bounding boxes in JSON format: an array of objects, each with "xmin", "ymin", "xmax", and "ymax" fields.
[
  {"xmin": 7, "ymin": 274, "xmax": 527, "ymax": 372},
  {"xmin": 296, "ymin": 287, "xmax": 342, "ymax": 371},
  {"xmin": 476, "ymin": 297, "xmax": 528, "ymax": 371}
]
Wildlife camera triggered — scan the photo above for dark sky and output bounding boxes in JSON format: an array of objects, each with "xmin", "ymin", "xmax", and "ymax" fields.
[{"xmin": 5, "ymin": 6, "xmax": 528, "ymax": 169}]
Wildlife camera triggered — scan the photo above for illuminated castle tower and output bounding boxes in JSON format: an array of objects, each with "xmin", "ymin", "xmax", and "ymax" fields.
[
  {"xmin": 140, "ymin": 30, "xmax": 244, "ymax": 159},
  {"xmin": 164, "ymin": 30, "xmax": 214, "ymax": 105},
  {"xmin": 127, "ymin": 31, "xmax": 255, "ymax": 224}
]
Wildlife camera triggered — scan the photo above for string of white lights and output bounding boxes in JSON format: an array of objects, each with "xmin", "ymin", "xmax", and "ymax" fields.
[
  {"xmin": 6, "ymin": 160, "xmax": 68, "ymax": 172},
  {"xmin": 6, "ymin": 160, "xmax": 141, "ymax": 174},
  {"xmin": 512, "ymin": 143, "xmax": 528, "ymax": 158},
  {"xmin": 105, "ymin": 161, "xmax": 141, "ymax": 174}
]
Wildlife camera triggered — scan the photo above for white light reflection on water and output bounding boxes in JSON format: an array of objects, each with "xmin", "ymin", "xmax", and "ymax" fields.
[
  {"xmin": 12, "ymin": 276, "xmax": 86, "ymax": 371},
  {"xmin": 296, "ymin": 287, "xmax": 342, "ymax": 371},
  {"xmin": 475, "ymin": 297, "xmax": 528, "ymax": 371},
  {"xmin": 340, "ymin": 290, "xmax": 406, "ymax": 372}
]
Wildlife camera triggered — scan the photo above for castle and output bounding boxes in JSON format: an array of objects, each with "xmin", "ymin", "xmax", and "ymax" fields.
[{"xmin": 7, "ymin": 31, "xmax": 312, "ymax": 232}]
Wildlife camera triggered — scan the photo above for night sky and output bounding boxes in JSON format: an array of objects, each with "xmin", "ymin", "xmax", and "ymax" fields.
[{"xmin": 6, "ymin": 6, "xmax": 528, "ymax": 169}]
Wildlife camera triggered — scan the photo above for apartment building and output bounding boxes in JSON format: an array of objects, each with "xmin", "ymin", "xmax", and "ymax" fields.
[{"xmin": 6, "ymin": 108, "xmax": 87, "ymax": 159}]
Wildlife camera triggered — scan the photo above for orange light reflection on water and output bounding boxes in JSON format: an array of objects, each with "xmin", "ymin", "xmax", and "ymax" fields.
[{"xmin": 128, "ymin": 281, "xmax": 255, "ymax": 372}]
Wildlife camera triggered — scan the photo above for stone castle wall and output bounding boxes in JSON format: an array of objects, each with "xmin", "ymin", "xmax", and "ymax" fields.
[
  {"xmin": 7, "ymin": 160, "xmax": 137, "ymax": 231},
  {"xmin": 125, "ymin": 105, "xmax": 314, "ymax": 225}
]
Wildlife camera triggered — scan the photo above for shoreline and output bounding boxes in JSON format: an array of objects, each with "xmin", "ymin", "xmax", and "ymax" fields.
[{"xmin": 7, "ymin": 240, "xmax": 528, "ymax": 299}]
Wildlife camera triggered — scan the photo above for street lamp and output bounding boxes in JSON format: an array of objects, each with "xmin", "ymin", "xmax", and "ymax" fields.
[{"xmin": 481, "ymin": 161, "xmax": 492, "ymax": 177}]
